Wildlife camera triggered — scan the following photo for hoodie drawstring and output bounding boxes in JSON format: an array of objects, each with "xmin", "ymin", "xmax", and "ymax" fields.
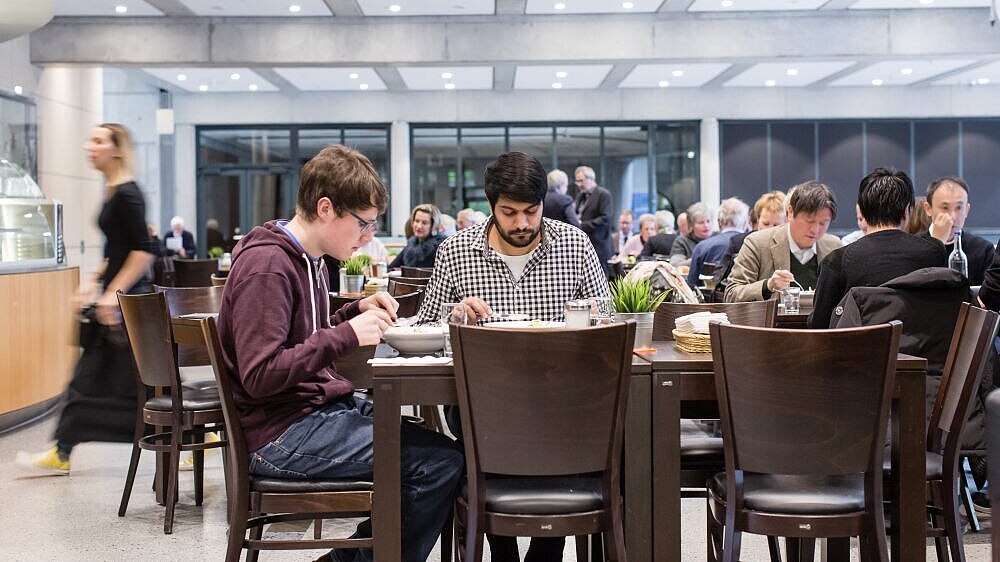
[
  {"xmin": 317, "ymin": 258, "xmax": 333, "ymax": 328},
  {"xmin": 302, "ymin": 253, "xmax": 318, "ymax": 334}
]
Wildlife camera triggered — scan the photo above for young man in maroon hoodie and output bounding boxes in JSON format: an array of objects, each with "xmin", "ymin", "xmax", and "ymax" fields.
[{"xmin": 218, "ymin": 145, "xmax": 464, "ymax": 562}]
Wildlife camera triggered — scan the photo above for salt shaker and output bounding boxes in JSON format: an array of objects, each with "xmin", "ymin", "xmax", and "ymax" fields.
[{"xmin": 564, "ymin": 300, "xmax": 591, "ymax": 329}]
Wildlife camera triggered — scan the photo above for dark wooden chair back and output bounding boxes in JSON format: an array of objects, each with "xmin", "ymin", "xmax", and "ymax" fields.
[
  {"xmin": 987, "ymin": 390, "xmax": 1000, "ymax": 552},
  {"xmin": 395, "ymin": 289, "xmax": 425, "ymax": 318},
  {"xmin": 712, "ymin": 321, "xmax": 900, "ymax": 477},
  {"xmin": 201, "ymin": 317, "xmax": 252, "ymax": 495},
  {"xmin": 172, "ymin": 258, "xmax": 219, "ymax": 287},
  {"xmin": 118, "ymin": 291, "xmax": 180, "ymax": 390},
  {"xmin": 400, "ymin": 266, "xmax": 433, "ymax": 278},
  {"xmin": 330, "ymin": 294, "xmax": 360, "ymax": 313},
  {"xmin": 155, "ymin": 285, "xmax": 224, "ymax": 366},
  {"xmin": 388, "ymin": 279, "xmax": 426, "ymax": 297},
  {"xmin": 391, "ymin": 275, "xmax": 430, "ymax": 286},
  {"xmin": 653, "ymin": 299, "xmax": 777, "ymax": 341}
]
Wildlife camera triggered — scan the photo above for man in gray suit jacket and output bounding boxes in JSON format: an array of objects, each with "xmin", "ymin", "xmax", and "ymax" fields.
[
  {"xmin": 725, "ymin": 181, "xmax": 841, "ymax": 302},
  {"xmin": 574, "ymin": 165, "xmax": 614, "ymax": 276}
]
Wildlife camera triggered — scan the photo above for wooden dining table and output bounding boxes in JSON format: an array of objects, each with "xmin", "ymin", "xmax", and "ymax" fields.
[{"xmin": 635, "ymin": 341, "xmax": 927, "ymax": 562}]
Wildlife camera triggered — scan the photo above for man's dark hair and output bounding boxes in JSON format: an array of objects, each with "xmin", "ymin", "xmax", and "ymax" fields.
[
  {"xmin": 858, "ymin": 167, "xmax": 913, "ymax": 228},
  {"xmin": 483, "ymin": 151, "xmax": 547, "ymax": 208},
  {"xmin": 788, "ymin": 181, "xmax": 837, "ymax": 220},
  {"xmin": 297, "ymin": 144, "xmax": 388, "ymax": 220},
  {"xmin": 926, "ymin": 176, "xmax": 969, "ymax": 205}
]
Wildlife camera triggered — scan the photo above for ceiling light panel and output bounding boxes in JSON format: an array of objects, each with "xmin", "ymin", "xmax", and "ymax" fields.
[
  {"xmin": 175, "ymin": 0, "xmax": 332, "ymax": 16},
  {"xmin": 514, "ymin": 65, "xmax": 613, "ymax": 89},
  {"xmin": 397, "ymin": 67, "xmax": 494, "ymax": 90},
  {"xmin": 54, "ymin": 0, "xmax": 163, "ymax": 16},
  {"xmin": 619, "ymin": 63, "xmax": 731, "ymax": 88},
  {"xmin": 724, "ymin": 61, "xmax": 855, "ymax": 87},
  {"xmin": 356, "ymin": 0, "xmax": 494, "ymax": 16},
  {"xmin": 525, "ymin": 0, "xmax": 666, "ymax": 14},
  {"xmin": 932, "ymin": 60, "xmax": 1000, "ymax": 86},
  {"xmin": 273, "ymin": 68, "xmax": 387, "ymax": 90},
  {"xmin": 829, "ymin": 59, "xmax": 976, "ymax": 86},
  {"xmin": 143, "ymin": 68, "xmax": 278, "ymax": 92},
  {"xmin": 688, "ymin": 0, "xmax": 826, "ymax": 11},
  {"xmin": 848, "ymin": 0, "xmax": 988, "ymax": 9}
]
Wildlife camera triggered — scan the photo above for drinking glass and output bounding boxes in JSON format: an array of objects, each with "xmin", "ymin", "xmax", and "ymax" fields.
[
  {"xmin": 590, "ymin": 296, "xmax": 615, "ymax": 326},
  {"xmin": 782, "ymin": 287, "xmax": 801, "ymax": 314},
  {"xmin": 441, "ymin": 303, "xmax": 467, "ymax": 357}
]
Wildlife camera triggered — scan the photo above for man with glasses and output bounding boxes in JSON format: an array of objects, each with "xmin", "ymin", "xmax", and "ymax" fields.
[
  {"xmin": 218, "ymin": 145, "xmax": 464, "ymax": 562},
  {"xmin": 574, "ymin": 165, "xmax": 614, "ymax": 276}
]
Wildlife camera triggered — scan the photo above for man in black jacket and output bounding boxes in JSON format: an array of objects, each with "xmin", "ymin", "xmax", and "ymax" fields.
[
  {"xmin": 574, "ymin": 165, "xmax": 613, "ymax": 276},
  {"xmin": 921, "ymin": 176, "xmax": 994, "ymax": 285},
  {"xmin": 542, "ymin": 169, "xmax": 580, "ymax": 228}
]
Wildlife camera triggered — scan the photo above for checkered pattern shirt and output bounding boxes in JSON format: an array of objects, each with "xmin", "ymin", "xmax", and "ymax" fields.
[{"xmin": 416, "ymin": 217, "xmax": 611, "ymax": 324}]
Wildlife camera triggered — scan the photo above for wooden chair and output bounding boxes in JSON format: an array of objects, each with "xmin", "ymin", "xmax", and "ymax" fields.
[
  {"xmin": 986, "ymin": 389, "xmax": 1000, "ymax": 555},
  {"xmin": 400, "ymin": 266, "xmax": 433, "ymax": 278},
  {"xmin": 390, "ymin": 275, "xmax": 431, "ymax": 286},
  {"xmin": 201, "ymin": 317, "xmax": 374, "ymax": 562},
  {"xmin": 915, "ymin": 303, "xmax": 999, "ymax": 562},
  {"xmin": 172, "ymin": 258, "xmax": 219, "ymax": 287},
  {"xmin": 330, "ymin": 294, "xmax": 361, "ymax": 314},
  {"xmin": 155, "ymin": 284, "xmax": 224, "ymax": 370},
  {"xmin": 451, "ymin": 322, "xmax": 636, "ymax": 561},
  {"xmin": 706, "ymin": 321, "xmax": 901, "ymax": 562},
  {"xmin": 652, "ymin": 300, "xmax": 778, "ymax": 341},
  {"xmin": 389, "ymin": 279, "xmax": 426, "ymax": 297},
  {"xmin": 395, "ymin": 289, "xmax": 425, "ymax": 318},
  {"xmin": 116, "ymin": 291, "xmax": 226, "ymax": 534}
]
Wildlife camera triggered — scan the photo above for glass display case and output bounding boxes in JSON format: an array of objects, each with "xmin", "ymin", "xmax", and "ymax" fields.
[{"xmin": 0, "ymin": 158, "xmax": 62, "ymax": 270}]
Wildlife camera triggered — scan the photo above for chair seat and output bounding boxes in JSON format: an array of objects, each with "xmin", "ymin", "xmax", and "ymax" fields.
[
  {"xmin": 180, "ymin": 365, "xmax": 218, "ymax": 390},
  {"xmin": 710, "ymin": 472, "xmax": 865, "ymax": 515},
  {"xmin": 681, "ymin": 436, "xmax": 723, "ymax": 467},
  {"xmin": 145, "ymin": 388, "xmax": 221, "ymax": 411},
  {"xmin": 882, "ymin": 450, "xmax": 942, "ymax": 480},
  {"xmin": 464, "ymin": 476, "xmax": 604, "ymax": 515},
  {"xmin": 251, "ymin": 477, "xmax": 373, "ymax": 493}
]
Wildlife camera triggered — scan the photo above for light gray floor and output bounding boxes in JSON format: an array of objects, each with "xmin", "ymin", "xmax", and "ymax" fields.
[{"xmin": 0, "ymin": 414, "xmax": 992, "ymax": 561}]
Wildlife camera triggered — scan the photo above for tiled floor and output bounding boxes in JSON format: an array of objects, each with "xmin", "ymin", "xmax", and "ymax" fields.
[{"xmin": 0, "ymin": 413, "xmax": 992, "ymax": 561}]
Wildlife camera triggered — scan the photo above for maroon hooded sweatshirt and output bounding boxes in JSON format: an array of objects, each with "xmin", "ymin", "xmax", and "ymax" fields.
[{"xmin": 218, "ymin": 220, "xmax": 361, "ymax": 451}]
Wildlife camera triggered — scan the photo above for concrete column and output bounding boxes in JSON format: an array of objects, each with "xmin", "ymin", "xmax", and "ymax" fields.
[
  {"xmin": 173, "ymin": 124, "xmax": 197, "ymax": 230},
  {"xmin": 699, "ymin": 118, "xmax": 721, "ymax": 208},
  {"xmin": 390, "ymin": 120, "xmax": 410, "ymax": 236}
]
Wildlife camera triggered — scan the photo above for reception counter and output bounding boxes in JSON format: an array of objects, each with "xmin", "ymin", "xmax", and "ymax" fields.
[{"xmin": 0, "ymin": 266, "xmax": 78, "ymax": 431}]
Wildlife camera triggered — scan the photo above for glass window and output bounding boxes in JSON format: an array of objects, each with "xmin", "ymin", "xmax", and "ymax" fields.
[
  {"xmin": 654, "ymin": 124, "xmax": 699, "ymax": 216},
  {"xmin": 459, "ymin": 127, "xmax": 505, "ymax": 215},
  {"xmin": 199, "ymin": 129, "xmax": 291, "ymax": 166},
  {"xmin": 298, "ymin": 128, "xmax": 343, "ymax": 164},
  {"xmin": 556, "ymin": 126, "xmax": 602, "ymax": 200},
  {"xmin": 411, "ymin": 128, "xmax": 459, "ymax": 217},
  {"xmin": 603, "ymin": 126, "xmax": 650, "ymax": 216},
  {"xmin": 509, "ymin": 126, "xmax": 554, "ymax": 169},
  {"xmin": 0, "ymin": 93, "xmax": 37, "ymax": 180}
]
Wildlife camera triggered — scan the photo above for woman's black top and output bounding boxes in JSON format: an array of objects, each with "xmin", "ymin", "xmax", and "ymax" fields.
[{"xmin": 98, "ymin": 181, "xmax": 154, "ymax": 291}]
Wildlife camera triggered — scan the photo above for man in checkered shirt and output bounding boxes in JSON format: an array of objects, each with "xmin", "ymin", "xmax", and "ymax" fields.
[
  {"xmin": 416, "ymin": 152, "xmax": 610, "ymax": 327},
  {"xmin": 414, "ymin": 150, "xmax": 610, "ymax": 562}
]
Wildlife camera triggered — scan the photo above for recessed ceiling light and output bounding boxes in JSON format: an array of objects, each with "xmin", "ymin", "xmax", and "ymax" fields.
[
  {"xmin": 552, "ymin": 82, "xmax": 563, "ymax": 89},
  {"xmin": 348, "ymin": 72, "xmax": 359, "ymax": 80},
  {"xmin": 900, "ymin": 67, "xmax": 914, "ymax": 75},
  {"xmin": 198, "ymin": 84, "xmax": 209, "ymax": 92},
  {"xmin": 359, "ymin": 83, "xmax": 369, "ymax": 90},
  {"xmin": 177, "ymin": 73, "xmax": 187, "ymax": 81},
  {"xmin": 871, "ymin": 78, "xmax": 884, "ymax": 86},
  {"xmin": 388, "ymin": 4, "xmax": 401, "ymax": 11},
  {"xmin": 786, "ymin": 68, "xmax": 799, "ymax": 76},
  {"xmin": 554, "ymin": 2, "xmax": 566, "ymax": 9},
  {"xmin": 248, "ymin": 84, "xmax": 258, "ymax": 91},
  {"xmin": 721, "ymin": 0, "xmax": 734, "ymax": 7},
  {"xmin": 230, "ymin": 73, "xmax": 240, "ymax": 80},
  {"xmin": 114, "ymin": 5, "xmax": 128, "ymax": 14},
  {"xmin": 288, "ymin": 4, "xmax": 302, "ymax": 12},
  {"xmin": 658, "ymin": 80, "xmax": 670, "ymax": 87},
  {"xmin": 671, "ymin": 70, "xmax": 684, "ymax": 77},
  {"xmin": 441, "ymin": 72, "xmax": 454, "ymax": 79},
  {"xmin": 555, "ymin": 71, "xmax": 568, "ymax": 78},
  {"xmin": 764, "ymin": 79, "xmax": 777, "ymax": 87},
  {"xmin": 13, "ymin": 86, "xmax": 23, "ymax": 95},
  {"xmin": 622, "ymin": 1, "xmax": 635, "ymax": 7},
  {"xmin": 444, "ymin": 83, "xmax": 456, "ymax": 90},
  {"xmin": 976, "ymin": 77, "xmax": 990, "ymax": 85}
]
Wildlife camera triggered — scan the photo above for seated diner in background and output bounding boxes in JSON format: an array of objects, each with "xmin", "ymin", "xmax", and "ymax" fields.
[
  {"xmin": 388, "ymin": 203, "xmax": 447, "ymax": 269},
  {"xmin": 414, "ymin": 150, "xmax": 610, "ymax": 562},
  {"xmin": 217, "ymin": 144, "xmax": 463, "ymax": 562},
  {"xmin": 711, "ymin": 190, "xmax": 787, "ymax": 290},
  {"xmin": 808, "ymin": 167, "xmax": 948, "ymax": 328},
  {"xmin": 685, "ymin": 197, "xmax": 749, "ymax": 287},
  {"xmin": 618, "ymin": 212, "xmax": 658, "ymax": 263},
  {"xmin": 724, "ymin": 181, "xmax": 840, "ymax": 303},
  {"xmin": 669, "ymin": 202, "xmax": 713, "ymax": 267},
  {"xmin": 919, "ymin": 176, "xmax": 994, "ymax": 285}
]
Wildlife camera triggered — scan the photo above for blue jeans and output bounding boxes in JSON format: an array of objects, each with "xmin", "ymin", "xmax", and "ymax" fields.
[{"xmin": 250, "ymin": 396, "xmax": 464, "ymax": 562}]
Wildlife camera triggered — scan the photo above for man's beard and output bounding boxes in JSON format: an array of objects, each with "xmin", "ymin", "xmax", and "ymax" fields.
[{"xmin": 495, "ymin": 223, "xmax": 541, "ymax": 248}]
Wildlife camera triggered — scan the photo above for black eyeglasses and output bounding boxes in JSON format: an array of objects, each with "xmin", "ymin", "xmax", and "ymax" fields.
[{"xmin": 349, "ymin": 211, "xmax": 379, "ymax": 234}]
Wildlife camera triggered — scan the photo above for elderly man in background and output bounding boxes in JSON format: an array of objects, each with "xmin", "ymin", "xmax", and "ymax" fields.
[
  {"xmin": 618, "ymin": 213, "xmax": 658, "ymax": 262},
  {"xmin": 612, "ymin": 210, "xmax": 634, "ymax": 254},
  {"xmin": 676, "ymin": 211, "xmax": 690, "ymax": 237},
  {"xmin": 164, "ymin": 215, "xmax": 197, "ymax": 258},
  {"xmin": 724, "ymin": 181, "xmax": 840, "ymax": 303},
  {"xmin": 542, "ymin": 169, "xmax": 581, "ymax": 228},
  {"xmin": 640, "ymin": 210, "xmax": 677, "ymax": 258},
  {"xmin": 686, "ymin": 198, "xmax": 749, "ymax": 287},
  {"xmin": 920, "ymin": 176, "xmax": 994, "ymax": 285},
  {"xmin": 670, "ymin": 202, "xmax": 713, "ymax": 267},
  {"xmin": 456, "ymin": 208, "xmax": 477, "ymax": 230},
  {"xmin": 574, "ymin": 165, "xmax": 614, "ymax": 276}
]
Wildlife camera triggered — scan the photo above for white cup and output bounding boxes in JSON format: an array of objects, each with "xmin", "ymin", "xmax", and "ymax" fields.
[{"xmin": 782, "ymin": 287, "xmax": 801, "ymax": 314}]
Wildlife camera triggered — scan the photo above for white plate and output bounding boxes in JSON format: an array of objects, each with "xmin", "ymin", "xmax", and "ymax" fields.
[
  {"xmin": 481, "ymin": 320, "xmax": 565, "ymax": 329},
  {"xmin": 381, "ymin": 325, "xmax": 445, "ymax": 354}
]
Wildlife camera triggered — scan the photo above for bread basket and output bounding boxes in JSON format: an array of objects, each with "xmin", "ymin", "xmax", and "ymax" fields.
[{"xmin": 672, "ymin": 329, "xmax": 712, "ymax": 353}]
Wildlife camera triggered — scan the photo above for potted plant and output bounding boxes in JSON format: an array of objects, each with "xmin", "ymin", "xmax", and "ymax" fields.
[
  {"xmin": 610, "ymin": 277, "xmax": 670, "ymax": 349},
  {"xmin": 342, "ymin": 255, "xmax": 367, "ymax": 294}
]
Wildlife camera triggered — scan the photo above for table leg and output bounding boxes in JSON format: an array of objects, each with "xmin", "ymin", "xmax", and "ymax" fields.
[
  {"xmin": 373, "ymin": 379, "xmax": 403, "ymax": 562},
  {"xmin": 625, "ymin": 374, "xmax": 652, "ymax": 562},
  {"xmin": 893, "ymin": 371, "xmax": 926, "ymax": 562},
  {"xmin": 652, "ymin": 373, "xmax": 681, "ymax": 562}
]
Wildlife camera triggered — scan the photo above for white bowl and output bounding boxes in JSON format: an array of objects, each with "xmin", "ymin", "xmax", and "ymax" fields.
[{"xmin": 382, "ymin": 325, "xmax": 445, "ymax": 354}]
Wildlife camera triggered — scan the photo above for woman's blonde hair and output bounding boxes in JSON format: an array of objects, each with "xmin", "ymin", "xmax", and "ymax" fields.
[{"xmin": 98, "ymin": 122, "xmax": 135, "ymax": 177}]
